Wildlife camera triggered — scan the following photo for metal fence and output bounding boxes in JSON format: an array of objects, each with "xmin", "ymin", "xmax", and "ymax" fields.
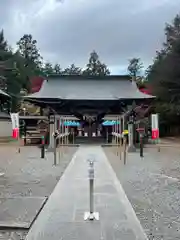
[{"xmin": 102, "ymin": 115, "xmax": 128, "ymax": 164}]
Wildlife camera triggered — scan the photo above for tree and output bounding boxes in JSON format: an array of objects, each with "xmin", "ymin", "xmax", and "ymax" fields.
[
  {"xmin": 0, "ymin": 30, "xmax": 8, "ymax": 52},
  {"xmin": 83, "ymin": 51, "xmax": 110, "ymax": 76},
  {"xmin": 54, "ymin": 63, "xmax": 62, "ymax": 74},
  {"xmin": 63, "ymin": 64, "xmax": 82, "ymax": 75},
  {"xmin": 127, "ymin": 58, "xmax": 143, "ymax": 79},
  {"xmin": 43, "ymin": 62, "xmax": 54, "ymax": 76},
  {"xmin": 0, "ymin": 31, "xmax": 40, "ymax": 111},
  {"xmin": 146, "ymin": 13, "xmax": 180, "ymax": 135},
  {"xmin": 0, "ymin": 30, "xmax": 8, "ymax": 90},
  {"xmin": 0, "ymin": 30, "xmax": 19, "ymax": 93},
  {"xmin": 16, "ymin": 34, "xmax": 43, "ymax": 96},
  {"xmin": 17, "ymin": 34, "xmax": 42, "ymax": 69},
  {"xmin": 164, "ymin": 14, "xmax": 180, "ymax": 51},
  {"xmin": 147, "ymin": 15, "xmax": 180, "ymax": 100}
]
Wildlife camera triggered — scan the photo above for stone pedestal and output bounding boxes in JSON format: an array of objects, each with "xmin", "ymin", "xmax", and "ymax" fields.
[
  {"xmin": 128, "ymin": 123, "xmax": 136, "ymax": 152},
  {"xmin": 48, "ymin": 115, "xmax": 57, "ymax": 152},
  {"xmin": 78, "ymin": 130, "xmax": 82, "ymax": 137}
]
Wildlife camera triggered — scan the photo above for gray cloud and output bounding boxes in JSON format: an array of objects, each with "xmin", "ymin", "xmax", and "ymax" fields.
[{"xmin": 0, "ymin": 0, "xmax": 180, "ymax": 71}]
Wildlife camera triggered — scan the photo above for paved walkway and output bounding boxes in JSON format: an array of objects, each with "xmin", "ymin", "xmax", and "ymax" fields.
[{"xmin": 26, "ymin": 146, "xmax": 147, "ymax": 240}]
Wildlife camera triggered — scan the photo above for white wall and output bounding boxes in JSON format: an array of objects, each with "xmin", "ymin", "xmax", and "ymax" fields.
[{"xmin": 0, "ymin": 120, "xmax": 12, "ymax": 137}]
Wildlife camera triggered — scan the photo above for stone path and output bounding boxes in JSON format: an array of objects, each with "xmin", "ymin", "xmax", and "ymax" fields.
[{"xmin": 26, "ymin": 146, "xmax": 147, "ymax": 240}]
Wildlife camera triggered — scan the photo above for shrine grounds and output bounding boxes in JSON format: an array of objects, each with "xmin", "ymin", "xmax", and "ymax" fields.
[
  {"xmin": 0, "ymin": 145, "xmax": 77, "ymax": 240},
  {"xmin": 105, "ymin": 145, "xmax": 180, "ymax": 240},
  {"xmin": 0, "ymin": 142, "xmax": 180, "ymax": 239}
]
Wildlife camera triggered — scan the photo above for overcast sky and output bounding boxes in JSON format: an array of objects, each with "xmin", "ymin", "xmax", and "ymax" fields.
[{"xmin": 0, "ymin": 0, "xmax": 180, "ymax": 73}]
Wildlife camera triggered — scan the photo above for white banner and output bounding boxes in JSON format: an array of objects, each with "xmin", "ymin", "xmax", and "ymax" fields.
[
  {"xmin": 10, "ymin": 113, "xmax": 19, "ymax": 129},
  {"xmin": 151, "ymin": 114, "xmax": 159, "ymax": 130}
]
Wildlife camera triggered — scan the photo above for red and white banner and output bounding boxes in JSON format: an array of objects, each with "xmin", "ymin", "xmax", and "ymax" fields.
[
  {"xmin": 152, "ymin": 129, "xmax": 159, "ymax": 139},
  {"xmin": 151, "ymin": 114, "xmax": 159, "ymax": 139},
  {"xmin": 10, "ymin": 113, "xmax": 19, "ymax": 139}
]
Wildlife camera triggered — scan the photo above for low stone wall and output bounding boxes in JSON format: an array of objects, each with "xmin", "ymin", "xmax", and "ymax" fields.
[{"xmin": 0, "ymin": 119, "xmax": 12, "ymax": 140}]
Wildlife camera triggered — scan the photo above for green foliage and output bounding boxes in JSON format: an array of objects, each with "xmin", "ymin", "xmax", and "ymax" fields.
[
  {"xmin": 54, "ymin": 63, "xmax": 62, "ymax": 74},
  {"xmin": 63, "ymin": 64, "xmax": 82, "ymax": 75},
  {"xmin": 43, "ymin": 62, "xmax": 54, "ymax": 76},
  {"xmin": 0, "ymin": 31, "xmax": 44, "ymax": 111},
  {"xmin": 17, "ymin": 34, "xmax": 42, "ymax": 68},
  {"xmin": 42, "ymin": 62, "xmax": 63, "ymax": 76},
  {"xmin": 146, "ymin": 13, "xmax": 180, "ymax": 134},
  {"xmin": 128, "ymin": 58, "xmax": 143, "ymax": 78},
  {"xmin": 136, "ymin": 77, "xmax": 146, "ymax": 88},
  {"xmin": 83, "ymin": 51, "xmax": 110, "ymax": 76},
  {"xmin": 164, "ymin": 14, "xmax": 180, "ymax": 51},
  {"xmin": 0, "ymin": 30, "xmax": 8, "ymax": 52}
]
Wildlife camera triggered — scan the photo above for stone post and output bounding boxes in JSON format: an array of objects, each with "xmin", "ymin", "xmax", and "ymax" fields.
[
  {"xmin": 48, "ymin": 115, "xmax": 57, "ymax": 151},
  {"xmin": 128, "ymin": 122, "xmax": 136, "ymax": 152}
]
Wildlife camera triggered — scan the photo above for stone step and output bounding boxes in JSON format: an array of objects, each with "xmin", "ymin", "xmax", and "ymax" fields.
[{"xmin": 0, "ymin": 136, "xmax": 14, "ymax": 143}]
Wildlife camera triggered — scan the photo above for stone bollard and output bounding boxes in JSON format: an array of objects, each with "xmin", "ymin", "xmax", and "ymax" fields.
[
  {"xmin": 84, "ymin": 158, "xmax": 99, "ymax": 221},
  {"xmin": 139, "ymin": 134, "xmax": 144, "ymax": 158},
  {"xmin": 123, "ymin": 137, "xmax": 127, "ymax": 165},
  {"xmin": 52, "ymin": 130, "xmax": 59, "ymax": 166},
  {"xmin": 41, "ymin": 136, "xmax": 45, "ymax": 159}
]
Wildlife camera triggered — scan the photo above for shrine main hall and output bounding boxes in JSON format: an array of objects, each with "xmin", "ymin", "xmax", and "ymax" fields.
[{"xmin": 24, "ymin": 74, "xmax": 153, "ymax": 147}]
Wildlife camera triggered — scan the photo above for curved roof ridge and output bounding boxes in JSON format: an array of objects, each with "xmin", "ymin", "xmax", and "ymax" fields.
[{"xmin": 25, "ymin": 76, "xmax": 154, "ymax": 101}]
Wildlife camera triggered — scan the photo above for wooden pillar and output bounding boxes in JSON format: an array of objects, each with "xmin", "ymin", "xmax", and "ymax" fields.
[{"xmin": 40, "ymin": 107, "xmax": 43, "ymax": 116}]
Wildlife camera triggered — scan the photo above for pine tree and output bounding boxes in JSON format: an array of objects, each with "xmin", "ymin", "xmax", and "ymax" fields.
[
  {"xmin": 127, "ymin": 58, "xmax": 143, "ymax": 79},
  {"xmin": 83, "ymin": 51, "xmax": 110, "ymax": 76},
  {"xmin": 63, "ymin": 64, "xmax": 82, "ymax": 75}
]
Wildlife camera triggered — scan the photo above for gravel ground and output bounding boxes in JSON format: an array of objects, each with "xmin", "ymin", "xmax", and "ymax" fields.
[
  {"xmin": 0, "ymin": 145, "xmax": 77, "ymax": 240},
  {"xmin": 104, "ymin": 146, "xmax": 180, "ymax": 240}
]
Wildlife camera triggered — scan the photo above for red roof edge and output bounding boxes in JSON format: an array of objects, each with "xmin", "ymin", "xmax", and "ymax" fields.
[
  {"xmin": 139, "ymin": 88, "xmax": 152, "ymax": 95},
  {"xmin": 30, "ymin": 76, "xmax": 45, "ymax": 93}
]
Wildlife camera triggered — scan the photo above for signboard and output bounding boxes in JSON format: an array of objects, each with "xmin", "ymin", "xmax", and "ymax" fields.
[
  {"xmin": 136, "ymin": 128, "xmax": 145, "ymax": 133},
  {"xmin": 151, "ymin": 114, "xmax": 159, "ymax": 139},
  {"xmin": 64, "ymin": 121, "xmax": 80, "ymax": 126},
  {"xmin": 10, "ymin": 113, "xmax": 19, "ymax": 139},
  {"xmin": 102, "ymin": 120, "xmax": 120, "ymax": 126},
  {"xmin": 37, "ymin": 120, "xmax": 47, "ymax": 133}
]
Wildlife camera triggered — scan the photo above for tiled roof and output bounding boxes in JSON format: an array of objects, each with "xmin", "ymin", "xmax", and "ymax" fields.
[{"xmin": 26, "ymin": 75, "xmax": 154, "ymax": 101}]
